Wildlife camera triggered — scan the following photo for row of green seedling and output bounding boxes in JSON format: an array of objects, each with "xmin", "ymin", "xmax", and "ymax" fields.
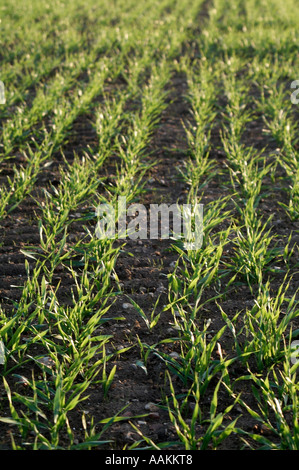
[{"xmin": 133, "ymin": 49, "xmax": 242, "ymax": 449}]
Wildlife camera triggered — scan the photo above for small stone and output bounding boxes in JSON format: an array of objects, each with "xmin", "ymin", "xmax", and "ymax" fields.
[
  {"xmin": 125, "ymin": 431, "xmax": 139, "ymax": 442},
  {"xmin": 157, "ymin": 426, "xmax": 167, "ymax": 439},
  {"xmin": 272, "ymin": 219, "xmax": 282, "ymax": 226},
  {"xmin": 147, "ymin": 412, "xmax": 160, "ymax": 420},
  {"xmin": 145, "ymin": 402, "xmax": 159, "ymax": 412},
  {"xmin": 122, "ymin": 303, "xmax": 132, "ymax": 309},
  {"xmin": 166, "ymin": 327, "xmax": 175, "ymax": 334},
  {"xmin": 169, "ymin": 352, "xmax": 180, "ymax": 359},
  {"xmin": 260, "ymin": 424, "xmax": 275, "ymax": 436},
  {"xmin": 37, "ymin": 357, "xmax": 55, "ymax": 368},
  {"xmin": 156, "ymin": 285, "xmax": 167, "ymax": 294}
]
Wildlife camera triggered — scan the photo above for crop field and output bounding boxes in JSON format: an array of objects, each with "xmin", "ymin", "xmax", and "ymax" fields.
[{"xmin": 0, "ymin": 0, "xmax": 299, "ymax": 452}]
